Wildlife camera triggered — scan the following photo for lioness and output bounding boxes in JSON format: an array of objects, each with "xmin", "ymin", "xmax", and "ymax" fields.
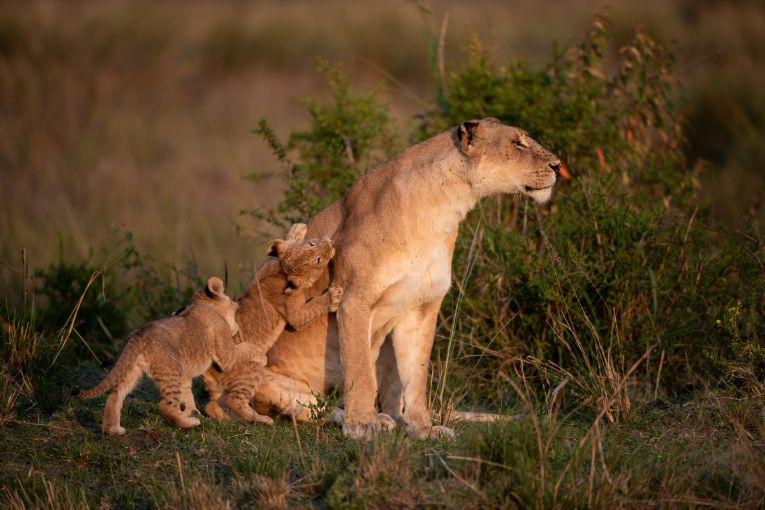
[
  {"xmin": 76, "ymin": 277, "xmax": 260, "ymax": 435},
  {"xmin": 251, "ymin": 118, "xmax": 560, "ymax": 439},
  {"xmin": 202, "ymin": 226, "xmax": 342, "ymax": 423}
]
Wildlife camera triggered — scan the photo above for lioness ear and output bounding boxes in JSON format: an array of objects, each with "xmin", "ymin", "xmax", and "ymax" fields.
[
  {"xmin": 458, "ymin": 120, "xmax": 480, "ymax": 156},
  {"xmin": 266, "ymin": 239, "xmax": 287, "ymax": 258},
  {"xmin": 206, "ymin": 276, "xmax": 225, "ymax": 298}
]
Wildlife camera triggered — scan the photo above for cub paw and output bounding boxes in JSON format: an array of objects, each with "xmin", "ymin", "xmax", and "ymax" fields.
[
  {"xmin": 180, "ymin": 402, "xmax": 201, "ymax": 418},
  {"xmin": 328, "ymin": 286, "xmax": 344, "ymax": 312},
  {"xmin": 205, "ymin": 401, "xmax": 230, "ymax": 421},
  {"xmin": 104, "ymin": 425, "xmax": 126, "ymax": 436},
  {"xmin": 175, "ymin": 416, "xmax": 201, "ymax": 429}
]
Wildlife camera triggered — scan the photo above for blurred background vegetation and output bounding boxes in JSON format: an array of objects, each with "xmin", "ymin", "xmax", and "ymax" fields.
[{"xmin": 1, "ymin": 0, "xmax": 763, "ymax": 285}]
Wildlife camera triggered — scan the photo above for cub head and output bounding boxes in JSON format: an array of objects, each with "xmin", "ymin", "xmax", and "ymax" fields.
[
  {"xmin": 456, "ymin": 118, "xmax": 561, "ymax": 204},
  {"xmin": 202, "ymin": 276, "xmax": 239, "ymax": 335},
  {"xmin": 266, "ymin": 237, "xmax": 335, "ymax": 294}
]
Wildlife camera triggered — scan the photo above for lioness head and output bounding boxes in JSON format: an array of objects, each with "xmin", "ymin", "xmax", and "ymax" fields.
[
  {"xmin": 196, "ymin": 276, "xmax": 240, "ymax": 335},
  {"xmin": 266, "ymin": 237, "xmax": 335, "ymax": 294},
  {"xmin": 457, "ymin": 118, "xmax": 561, "ymax": 203}
]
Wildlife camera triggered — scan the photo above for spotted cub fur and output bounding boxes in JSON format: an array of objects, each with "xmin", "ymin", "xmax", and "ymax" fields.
[
  {"xmin": 203, "ymin": 224, "xmax": 342, "ymax": 423},
  {"xmin": 76, "ymin": 277, "xmax": 262, "ymax": 435}
]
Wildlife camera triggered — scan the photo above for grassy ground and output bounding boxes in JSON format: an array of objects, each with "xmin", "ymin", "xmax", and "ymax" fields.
[{"xmin": 1, "ymin": 367, "xmax": 764, "ymax": 508}]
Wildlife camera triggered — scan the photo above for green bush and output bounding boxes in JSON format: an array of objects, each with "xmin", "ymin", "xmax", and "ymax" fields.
[
  {"xmin": 249, "ymin": 59, "xmax": 399, "ymax": 227},
  {"xmin": 34, "ymin": 258, "xmax": 128, "ymax": 351},
  {"xmin": 252, "ymin": 15, "xmax": 764, "ymax": 410}
]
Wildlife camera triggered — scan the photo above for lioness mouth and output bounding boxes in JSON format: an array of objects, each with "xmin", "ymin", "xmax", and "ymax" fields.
[{"xmin": 524, "ymin": 185, "xmax": 552, "ymax": 192}]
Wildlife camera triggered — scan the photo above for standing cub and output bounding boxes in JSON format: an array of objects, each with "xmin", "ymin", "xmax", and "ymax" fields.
[
  {"xmin": 203, "ymin": 225, "xmax": 342, "ymax": 423},
  {"xmin": 77, "ymin": 277, "xmax": 262, "ymax": 435}
]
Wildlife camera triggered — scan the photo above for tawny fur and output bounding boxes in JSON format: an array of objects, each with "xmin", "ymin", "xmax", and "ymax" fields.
[
  {"xmin": 77, "ymin": 277, "xmax": 262, "ymax": 435},
  {"xmin": 202, "ymin": 227, "xmax": 343, "ymax": 423},
  {"xmin": 246, "ymin": 119, "xmax": 561, "ymax": 439}
]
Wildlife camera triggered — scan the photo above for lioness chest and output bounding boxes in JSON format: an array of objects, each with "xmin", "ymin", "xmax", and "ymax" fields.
[{"xmin": 371, "ymin": 241, "xmax": 452, "ymax": 330}]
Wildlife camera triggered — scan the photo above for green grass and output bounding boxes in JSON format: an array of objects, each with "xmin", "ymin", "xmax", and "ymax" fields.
[{"xmin": 1, "ymin": 377, "xmax": 763, "ymax": 508}]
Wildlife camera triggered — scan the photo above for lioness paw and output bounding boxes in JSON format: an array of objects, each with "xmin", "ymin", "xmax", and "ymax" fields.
[
  {"xmin": 342, "ymin": 420, "xmax": 380, "ymax": 440},
  {"xmin": 376, "ymin": 412, "xmax": 397, "ymax": 431},
  {"xmin": 406, "ymin": 424, "xmax": 456, "ymax": 440},
  {"xmin": 331, "ymin": 409, "xmax": 396, "ymax": 436},
  {"xmin": 328, "ymin": 286, "xmax": 344, "ymax": 312},
  {"xmin": 251, "ymin": 413, "xmax": 274, "ymax": 426}
]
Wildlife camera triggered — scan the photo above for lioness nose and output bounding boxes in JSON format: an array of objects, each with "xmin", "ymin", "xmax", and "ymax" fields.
[{"xmin": 549, "ymin": 161, "xmax": 561, "ymax": 176}]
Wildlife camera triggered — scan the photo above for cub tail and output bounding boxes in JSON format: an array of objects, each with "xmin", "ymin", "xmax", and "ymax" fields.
[{"xmin": 76, "ymin": 340, "xmax": 142, "ymax": 399}]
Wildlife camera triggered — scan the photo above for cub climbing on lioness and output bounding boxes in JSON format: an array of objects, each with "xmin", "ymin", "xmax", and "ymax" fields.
[
  {"xmin": 76, "ymin": 277, "xmax": 262, "ymax": 435},
  {"xmin": 203, "ymin": 224, "xmax": 342, "ymax": 423}
]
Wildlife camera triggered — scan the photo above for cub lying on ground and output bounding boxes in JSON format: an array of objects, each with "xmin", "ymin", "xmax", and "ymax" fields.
[
  {"xmin": 76, "ymin": 277, "xmax": 262, "ymax": 435},
  {"xmin": 203, "ymin": 224, "xmax": 342, "ymax": 423}
]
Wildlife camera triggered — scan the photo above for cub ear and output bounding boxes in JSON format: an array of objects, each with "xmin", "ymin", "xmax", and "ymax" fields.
[
  {"xmin": 286, "ymin": 223, "xmax": 307, "ymax": 241},
  {"xmin": 321, "ymin": 237, "xmax": 335, "ymax": 257},
  {"xmin": 206, "ymin": 276, "xmax": 225, "ymax": 298},
  {"xmin": 457, "ymin": 119, "xmax": 480, "ymax": 156},
  {"xmin": 266, "ymin": 239, "xmax": 287, "ymax": 258}
]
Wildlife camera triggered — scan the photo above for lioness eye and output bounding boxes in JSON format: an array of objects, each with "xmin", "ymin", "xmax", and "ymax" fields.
[
  {"xmin": 513, "ymin": 139, "xmax": 528, "ymax": 149},
  {"xmin": 316, "ymin": 257, "xmax": 322, "ymax": 265}
]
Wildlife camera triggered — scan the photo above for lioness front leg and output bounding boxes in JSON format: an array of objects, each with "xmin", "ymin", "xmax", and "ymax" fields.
[
  {"xmin": 391, "ymin": 300, "xmax": 455, "ymax": 439},
  {"xmin": 336, "ymin": 297, "xmax": 379, "ymax": 439}
]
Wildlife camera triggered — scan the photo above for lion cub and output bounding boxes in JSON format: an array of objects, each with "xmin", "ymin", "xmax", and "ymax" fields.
[
  {"xmin": 203, "ymin": 224, "xmax": 342, "ymax": 423},
  {"xmin": 77, "ymin": 277, "xmax": 263, "ymax": 435}
]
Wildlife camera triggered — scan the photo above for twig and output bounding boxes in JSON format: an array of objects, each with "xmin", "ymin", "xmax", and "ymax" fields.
[
  {"xmin": 434, "ymin": 454, "xmax": 486, "ymax": 501},
  {"xmin": 438, "ymin": 13, "xmax": 450, "ymax": 88},
  {"xmin": 175, "ymin": 451, "xmax": 185, "ymax": 492},
  {"xmin": 10, "ymin": 419, "xmax": 72, "ymax": 432}
]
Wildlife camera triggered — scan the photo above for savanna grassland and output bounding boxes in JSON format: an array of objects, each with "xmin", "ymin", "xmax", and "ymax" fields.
[{"xmin": 1, "ymin": 1, "xmax": 764, "ymax": 508}]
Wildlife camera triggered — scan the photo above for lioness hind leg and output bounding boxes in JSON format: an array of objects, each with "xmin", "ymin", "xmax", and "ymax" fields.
[
  {"xmin": 376, "ymin": 336, "xmax": 404, "ymax": 425},
  {"xmin": 251, "ymin": 368, "xmax": 315, "ymax": 421},
  {"xmin": 391, "ymin": 301, "xmax": 455, "ymax": 440}
]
